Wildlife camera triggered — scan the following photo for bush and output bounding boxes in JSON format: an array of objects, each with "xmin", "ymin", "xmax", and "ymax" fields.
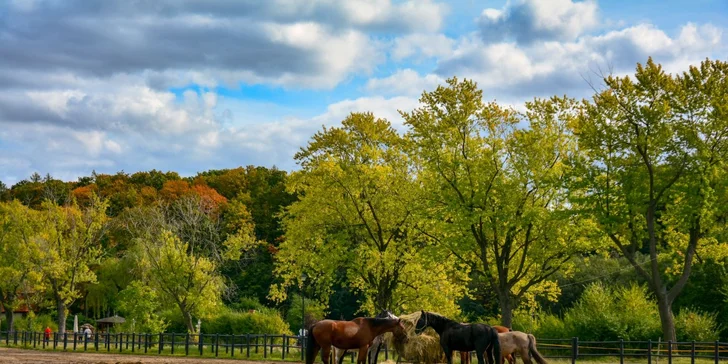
[
  {"xmin": 229, "ymin": 296, "xmax": 266, "ymax": 312},
  {"xmin": 563, "ymin": 282, "xmax": 623, "ymax": 341},
  {"xmin": 535, "ymin": 313, "xmax": 568, "ymax": 339},
  {"xmin": 675, "ymin": 308, "xmax": 721, "ymax": 342},
  {"xmin": 14, "ymin": 313, "xmax": 57, "ymax": 332},
  {"xmin": 285, "ymin": 294, "xmax": 326, "ymax": 332},
  {"xmin": 204, "ymin": 307, "xmax": 291, "ymax": 336}
]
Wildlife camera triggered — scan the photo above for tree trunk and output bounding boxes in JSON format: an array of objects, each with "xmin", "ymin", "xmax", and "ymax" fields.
[
  {"xmin": 182, "ymin": 309, "xmax": 195, "ymax": 334},
  {"xmin": 3, "ymin": 307, "xmax": 15, "ymax": 334},
  {"xmin": 57, "ymin": 299, "xmax": 67, "ymax": 334},
  {"xmin": 498, "ymin": 292, "xmax": 513, "ymax": 328},
  {"xmin": 656, "ymin": 291, "xmax": 677, "ymax": 342}
]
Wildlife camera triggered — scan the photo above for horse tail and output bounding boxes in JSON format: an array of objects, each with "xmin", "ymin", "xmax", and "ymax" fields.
[
  {"xmin": 491, "ymin": 327, "xmax": 501, "ymax": 364},
  {"xmin": 528, "ymin": 334, "xmax": 547, "ymax": 364},
  {"xmin": 306, "ymin": 325, "xmax": 317, "ymax": 364}
]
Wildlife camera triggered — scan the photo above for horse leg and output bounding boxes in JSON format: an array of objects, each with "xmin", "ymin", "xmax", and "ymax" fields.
[
  {"xmin": 321, "ymin": 345, "xmax": 332, "ymax": 364},
  {"xmin": 520, "ymin": 347, "xmax": 532, "ymax": 364},
  {"xmin": 356, "ymin": 346, "xmax": 368, "ymax": 364},
  {"xmin": 443, "ymin": 346, "xmax": 453, "ymax": 364}
]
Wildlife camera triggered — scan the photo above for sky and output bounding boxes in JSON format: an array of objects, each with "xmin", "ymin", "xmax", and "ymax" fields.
[{"xmin": 1, "ymin": 0, "xmax": 726, "ymax": 186}]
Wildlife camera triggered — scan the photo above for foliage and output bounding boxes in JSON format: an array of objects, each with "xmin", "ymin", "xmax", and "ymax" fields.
[
  {"xmin": 117, "ymin": 280, "xmax": 168, "ymax": 333},
  {"xmin": 38, "ymin": 195, "xmax": 109, "ymax": 333},
  {"xmin": 403, "ymin": 77, "xmax": 598, "ymax": 326},
  {"xmin": 570, "ymin": 57, "xmax": 728, "ymax": 340},
  {"xmin": 14, "ymin": 313, "xmax": 57, "ymax": 333},
  {"xmin": 285, "ymin": 294, "xmax": 327, "ymax": 331},
  {"xmin": 675, "ymin": 308, "xmax": 721, "ymax": 342},
  {"xmin": 271, "ymin": 112, "xmax": 467, "ymax": 316},
  {"xmin": 203, "ymin": 307, "xmax": 291, "ymax": 336}
]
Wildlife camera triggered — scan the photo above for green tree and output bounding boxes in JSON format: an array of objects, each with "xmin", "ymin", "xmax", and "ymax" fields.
[
  {"xmin": 38, "ymin": 195, "xmax": 110, "ymax": 333},
  {"xmin": 271, "ymin": 112, "xmax": 467, "ymax": 316},
  {"xmin": 122, "ymin": 195, "xmax": 263, "ymax": 333},
  {"xmin": 571, "ymin": 58, "xmax": 728, "ymax": 340},
  {"xmin": 403, "ymin": 78, "xmax": 594, "ymax": 326},
  {"xmin": 0, "ymin": 200, "xmax": 45, "ymax": 333}
]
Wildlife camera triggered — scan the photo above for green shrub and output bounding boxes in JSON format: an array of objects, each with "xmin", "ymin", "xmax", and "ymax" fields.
[
  {"xmin": 563, "ymin": 282, "xmax": 623, "ymax": 341},
  {"xmin": 285, "ymin": 294, "xmax": 326, "ymax": 332},
  {"xmin": 204, "ymin": 307, "xmax": 291, "ymax": 335},
  {"xmin": 675, "ymin": 308, "xmax": 721, "ymax": 342},
  {"xmin": 229, "ymin": 296, "xmax": 266, "ymax": 312},
  {"xmin": 535, "ymin": 313, "xmax": 569, "ymax": 339},
  {"xmin": 14, "ymin": 313, "xmax": 57, "ymax": 332},
  {"xmin": 614, "ymin": 284, "xmax": 661, "ymax": 340}
]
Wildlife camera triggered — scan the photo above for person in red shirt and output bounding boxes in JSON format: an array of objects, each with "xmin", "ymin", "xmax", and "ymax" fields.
[{"xmin": 44, "ymin": 327, "xmax": 51, "ymax": 343}]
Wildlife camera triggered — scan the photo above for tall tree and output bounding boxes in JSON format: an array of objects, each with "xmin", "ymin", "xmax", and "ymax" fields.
[
  {"xmin": 571, "ymin": 58, "xmax": 728, "ymax": 340},
  {"xmin": 0, "ymin": 201, "xmax": 45, "ymax": 333},
  {"xmin": 38, "ymin": 195, "xmax": 109, "ymax": 333},
  {"xmin": 403, "ymin": 78, "xmax": 592, "ymax": 326},
  {"xmin": 122, "ymin": 194, "xmax": 262, "ymax": 333},
  {"xmin": 271, "ymin": 112, "xmax": 467, "ymax": 316}
]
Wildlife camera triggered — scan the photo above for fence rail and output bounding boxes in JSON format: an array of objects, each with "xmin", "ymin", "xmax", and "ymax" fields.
[{"xmin": 1, "ymin": 331, "xmax": 727, "ymax": 362}]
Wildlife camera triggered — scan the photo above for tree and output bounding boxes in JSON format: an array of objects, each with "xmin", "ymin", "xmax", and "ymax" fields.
[
  {"xmin": 0, "ymin": 201, "xmax": 45, "ymax": 333},
  {"xmin": 271, "ymin": 112, "xmax": 468, "ymax": 316},
  {"xmin": 403, "ymin": 78, "xmax": 593, "ymax": 326},
  {"xmin": 38, "ymin": 195, "xmax": 109, "ymax": 333},
  {"xmin": 571, "ymin": 58, "xmax": 728, "ymax": 340},
  {"xmin": 122, "ymin": 194, "xmax": 263, "ymax": 333}
]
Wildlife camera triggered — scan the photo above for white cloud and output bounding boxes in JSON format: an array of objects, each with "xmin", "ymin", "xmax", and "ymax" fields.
[
  {"xmin": 366, "ymin": 69, "xmax": 445, "ymax": 97},
  {"xmin": 392, "ymin": 33, "xmax": 455, "ymax": 61},
  {"xmin": 478, "ymin": 0, "xmax": 599, "ymax": 44},
  {"xmin": 437, "ymin": 22, "xmax": 725, "ymax": 99}
]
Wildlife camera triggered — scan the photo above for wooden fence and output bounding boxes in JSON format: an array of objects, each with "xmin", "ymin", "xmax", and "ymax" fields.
[{"xmin": 1, "ymin": 331, "xmax": 727, "ymax": 362}]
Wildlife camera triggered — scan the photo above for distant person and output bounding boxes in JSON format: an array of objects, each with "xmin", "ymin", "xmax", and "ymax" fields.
[
  {"xmin": 44, "ymin": 326, "xmax": 51, "ymax": 343},
  {"xmin": 84, "ymin": 327, "xmax": 92, "ymax": 342}
]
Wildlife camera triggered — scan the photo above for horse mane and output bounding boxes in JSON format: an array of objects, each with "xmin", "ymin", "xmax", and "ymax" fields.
[
  {"xmin": 422, "ymin": 311, "xmax": 459, "ymax": 331},
  {"xmin": 365, "ymin": 317, "xmax": 396, "ymax": 328}
]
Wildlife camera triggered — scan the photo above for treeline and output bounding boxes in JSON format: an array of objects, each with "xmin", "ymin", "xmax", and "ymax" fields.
[{"xmin": 1, "ymin": 58, "xmax": 727, "ymax": 342}]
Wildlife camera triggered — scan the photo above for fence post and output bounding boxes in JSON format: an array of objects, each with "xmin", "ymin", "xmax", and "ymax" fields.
[
  {"xmin": 144, "ymin": 333, "xmax": 148, "ymax": 354},
  {"xmin": 571, "ymin": 337, "xmax": 578, "ymax": 364},
  {"xmin": 691, "ymin": 341, "xmax": 695, "ymax": 364},
  {"xmin": 247, "ymin": 334, "xmax": 251, "ymax": 358},
  {"xmin": 132, "ymin": 333, "xmax": 136, "ymax": 353},
  {"xmin": 199, "ymin": 334, "xmax": 204, "ymax": 356},
  {"xmin": 715, "ymin": 341, "xmax": 719, "ymax": 364},
  {"xmin": 668, "ymin": 340, "xmax": 672, "ymax": 364},
  {"xmin": 619, "ymin": 339, "xmax": 624, "ymax": 364},
  {"xmin": 171, "ymin": 332, "xmax": 176, "ymax": 355},
  {"xmin": 215, "ymin": 333, "xmax": 220, "ymax": 357},
  {"xmin": 263, "ymin": 334, "xmax": 267, "ymax": 358},
  {"xmin": 231, "ymin": 334, "xmax": 235, "ymax": 357},
  {"xmin": 648, "ymin": 339, "xmax": 652, "ymax": 364},
  {"xmin": 282, "ymin": 334, "xmax": 287, "ymax": 360},
  {"xmin": 158, "ymin": 333, "xmax": 163, "ymax": 354},
  {"xmin": 185, "ymin": 333, "xmax": 190, "ymax": 356},
  {"xmin": 256, "ymin": 335, "xmax": 259, "ymax": 354}
]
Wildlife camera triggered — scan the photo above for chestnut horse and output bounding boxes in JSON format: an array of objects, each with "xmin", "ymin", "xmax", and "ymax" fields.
[
  {"xmin": 459, "ymin": 326, "xmax": 514, "ymax": 364},
  {"xmin": 306, "ymin": 316, "xmax": 404, "ymax": 364}
]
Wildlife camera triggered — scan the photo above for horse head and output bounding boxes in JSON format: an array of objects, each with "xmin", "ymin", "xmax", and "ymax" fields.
[{"xmin": 414, "ymin": 310, "xmax": 429, "ymax": 334}]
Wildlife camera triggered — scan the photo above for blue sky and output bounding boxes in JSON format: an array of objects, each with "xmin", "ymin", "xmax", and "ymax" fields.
[{"xmin": 0, "ymin": 0, "xmax": 726, "ymax": 185}]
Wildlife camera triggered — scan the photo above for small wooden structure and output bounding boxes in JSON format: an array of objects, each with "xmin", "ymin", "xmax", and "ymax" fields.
[{"xmin": 95, "ymin": 315, "xmax": 125, "ymax": 332}]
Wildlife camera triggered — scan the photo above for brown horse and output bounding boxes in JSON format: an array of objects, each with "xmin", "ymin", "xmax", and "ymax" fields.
[
  {"xmin": 306, "ymin": 317, "xmax": 405, "ymax": 364},
  {"xmin": 459, "ymin": 325, "xmax": 513, "ymax": 364}
]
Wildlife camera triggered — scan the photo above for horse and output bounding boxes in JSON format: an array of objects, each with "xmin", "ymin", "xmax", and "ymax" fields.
[
  {"xmin": 414, "ymin": 311, "xmax": 501, "ymax": 364},
  {"xmin": 497, "ymin": 331, "xmax": 547, "ymax": 364},
  {"xmin": 306, "ymin": 315, "xmax": 405, "ymax": 364},
  {"xmin": 332, "ymin": 310, "xmax": 399, "ymax": 364},
  {"xmin": 459, "ymin": 326, "xmax": 514, "ymax": 364}
]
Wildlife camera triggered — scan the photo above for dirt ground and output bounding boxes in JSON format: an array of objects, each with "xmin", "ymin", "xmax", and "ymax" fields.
[{"xmin": 0, "ymin": 347, "xmax": 290, "ymax": 363}]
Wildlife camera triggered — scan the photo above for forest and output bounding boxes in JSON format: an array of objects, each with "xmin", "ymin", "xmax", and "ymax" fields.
[{"xmin": 0, "ymin": 58, "xmax": 726, "ymax": 343}]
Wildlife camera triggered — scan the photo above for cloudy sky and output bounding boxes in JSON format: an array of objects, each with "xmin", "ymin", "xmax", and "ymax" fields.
[{"xmin": 1, "ymin": 0, "xmax": 726, "ymax": 185}]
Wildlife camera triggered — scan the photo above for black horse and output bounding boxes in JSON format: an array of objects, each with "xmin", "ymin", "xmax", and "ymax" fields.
[{"xmin": 415, "ymin": 311, "xmax": 501, "ymax": 364}]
